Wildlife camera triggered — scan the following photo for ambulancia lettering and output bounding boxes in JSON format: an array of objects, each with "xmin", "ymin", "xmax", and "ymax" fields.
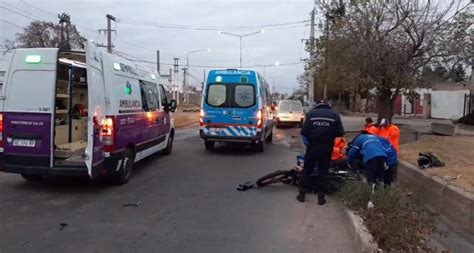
[
  {"xmin": 119, "ymin": 99, "xmax": 141, "ymax": 108},
  {"xmin": 214, "ymin": 70, "xmax": 251, "ymax": 75}
]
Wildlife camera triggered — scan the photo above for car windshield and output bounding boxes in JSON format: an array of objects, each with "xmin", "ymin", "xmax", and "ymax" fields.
[
  {"xmin": 279, "ymin": 102, "xmax": 291, "ymax": 111},
  {"xmin": 291, "ymin": 101, "xmax": 303, "ymax": 111},
  {"xmin": 279, "ymin": 101, "xmax": 302, "ymax": 112}
]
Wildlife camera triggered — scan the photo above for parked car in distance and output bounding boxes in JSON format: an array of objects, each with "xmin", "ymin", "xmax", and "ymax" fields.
[{"xmin": 274, "ymin": 100, "xmax": 304, "ymax": 128}]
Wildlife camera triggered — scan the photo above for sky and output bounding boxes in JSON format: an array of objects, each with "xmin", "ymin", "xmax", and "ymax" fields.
[{"xmin": 0, "ymin": 0, "xmax": 316, "ymax": 93}]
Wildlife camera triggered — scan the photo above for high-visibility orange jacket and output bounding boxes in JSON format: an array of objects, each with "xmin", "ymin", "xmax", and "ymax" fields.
[
  {"xmin": 378, "ymin": 124, "xmax": 400, "ymax": 152},
  {"xmin": 364, "ymin": 123, "xmax": 379, "ymax": 135},
  {"xmin": 332, "ymin": 137, "xmax": 348, "ymax": 160}
]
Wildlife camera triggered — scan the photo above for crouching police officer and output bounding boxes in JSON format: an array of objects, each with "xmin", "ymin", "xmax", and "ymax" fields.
[{"xmin": 298, "ymin": 100, "xmax": 344, "ymax": 205}]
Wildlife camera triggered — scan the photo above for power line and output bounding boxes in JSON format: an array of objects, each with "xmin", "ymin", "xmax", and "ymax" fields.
[
  {"xmin": 116, "ymin": 17, "xmax": 309, "ymax": 31},
  {"xmin": 0, "ymin": 18, "xmax": 26, "ymax": 30},
  {"xmin": 15, "ymin": 1, "xmax": 182, "ymax": 58},
  {"xmin": 0, "ymin": 6, "xmax": 39, "ymax": 21},
  {"xmin": 1, "ymin": 1, "xmax": 43, "ymax": 20},
  {"xmin": 115, "ymin": 50, "xmax": 304, "ymax": 68},
  {"xmin": 19, "ymin": 0, "xmax": 56, "ymax": 16}
]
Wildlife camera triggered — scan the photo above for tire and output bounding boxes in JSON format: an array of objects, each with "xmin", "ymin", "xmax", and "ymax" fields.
[
  {"xmin": 256, "ymin": 170, "xmax": 294, "ymax": 187},
  {"xmin": 21, "ymin": 174, "xmax": 42, "ymax": 181},
  {"xmin": 255, "ymin": 140, "xmax": 265, "ymax": 152},
  {"xmin": 267, "ymin": 130, "xmax": 273, "ymax": 143},
  {"xmin": 162, "ymin": 131, "xmax": 174, "ymax": 155},
  {"xmin": 114, "ymin": 149, "xmax": 134, "ymax": 185},
  {"xmin": 204, "ymin": 140, "xmax": 215, "ymax": 150}
]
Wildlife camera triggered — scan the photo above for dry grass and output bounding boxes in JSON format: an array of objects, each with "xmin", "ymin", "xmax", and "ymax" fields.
[
  {"xmin": 173, "ymin": 112, "xmax": 199, "ymax": 127},
  {"xmin": 399, "ymin": 135, "xmax": 474, "ymax": 192}
]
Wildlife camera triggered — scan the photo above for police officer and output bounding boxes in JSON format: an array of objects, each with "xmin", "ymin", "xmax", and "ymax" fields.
[{"xmin": 299, "ymin": 100, "xmax": 344, "ymax": 205}]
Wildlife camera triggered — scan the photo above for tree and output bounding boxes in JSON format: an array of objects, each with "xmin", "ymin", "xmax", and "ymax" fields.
[
  {"xmin": 306, "ymin": 0, "xmax": 473, "ymax": 120},
  {"xmin": 448, "ymin": 64, "xmax": 467, "ymax": 82},
  {"xmin": 3, "ymin": 16, "xmax": 86, "ymax": 51}
]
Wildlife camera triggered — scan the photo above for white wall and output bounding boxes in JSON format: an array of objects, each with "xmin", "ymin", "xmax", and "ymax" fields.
[
  {"xmin": 401, "ymin": 88, "xmax": 432, "ymax": 115},
  {"xmin": 431, "ymin": 90, "xmax": 470, "ymax": 119}
]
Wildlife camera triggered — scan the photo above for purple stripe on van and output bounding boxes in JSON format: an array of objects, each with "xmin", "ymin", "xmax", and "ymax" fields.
[{"xmin": 3, "ymin": 112, "xmax": 52, "ymax": 157}]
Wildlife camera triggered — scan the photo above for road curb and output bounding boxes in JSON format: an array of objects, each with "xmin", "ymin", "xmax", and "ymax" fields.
[
  {"xmin": 343, "ymin": 208, "xmax": 380, "ymax": 253},
  {"xmin": 397, "ymin": 160, "xmax": 474, "ymax": 243}
]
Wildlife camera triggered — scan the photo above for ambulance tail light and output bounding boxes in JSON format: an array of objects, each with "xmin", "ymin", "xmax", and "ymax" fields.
[
  {"xmin": 102, "ymin": 116, "xmax": 115, "ymax": 152},
  {"xmin": 257, "ymin": 109, "xmax": 264, "ymax": 128},
  {"xmin": 0, "ymin": 113, "xmax": 3, "ymax": 148},
  {"xmin": 200, "ymin": 108, "xmax": 205, "ymax": 127}
]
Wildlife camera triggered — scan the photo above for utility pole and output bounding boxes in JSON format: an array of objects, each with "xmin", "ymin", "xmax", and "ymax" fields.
[
  {"xmin": 308, "ymin": 8, "xmax": 316, "ymax": 104},
  {"xmin": 58, "ymin": 13, "xmax": 71, "ymax": 50},
  {"xmin": 156, "ymin": 50, "xmax": 160, "ymax": 74},
  {"xmin": 173, "ymin": 58, "xmax": 180, "ymax": 103},
  {"xmin": 98, "ymin": 14, "xmax": 116, "ymax": 53},
  {"xmin": 182, "ymin": 67, "xmax": 188, "ymax": 104},
  {"xmin": 323, "ymin": 8, "xmax": 329, "ymax": 101},
  {"xmin": 202, "ymin": 69, "xmax": 206, "ymax": 92}
]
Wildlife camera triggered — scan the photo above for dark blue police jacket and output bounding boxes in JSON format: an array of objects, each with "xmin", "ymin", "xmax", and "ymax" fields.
[{"xmin": 301, "ymin": 103, "xmax": 344, "ymax": 145}]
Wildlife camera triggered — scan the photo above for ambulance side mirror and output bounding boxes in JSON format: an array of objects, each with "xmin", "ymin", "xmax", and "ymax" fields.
[{"xmin": 168, "ymin": 99, "xmax": 177, "ymax": 113}]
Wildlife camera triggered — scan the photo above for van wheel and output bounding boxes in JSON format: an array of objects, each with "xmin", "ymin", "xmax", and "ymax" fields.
[
  {"xmin": 205, "ymin": 140, "xmax": 215, "ymax": 150},
  {"xmin": 162, "ymin": 131, "xmax": 174, "ymax": 155},
  {"xmin": 21, "ymin": 174, "xmax": 42, "ymax": 181},
  {"xmin": 256, "ymin": 141, "xmax": 265, "ymax": 152},
  {"xmin": 267, "ymin": 130, "xmax": 273, "ymax": 143},
  {"xmin": 114, "ymin": 149, "xmax": 134, "ymax": 185}
]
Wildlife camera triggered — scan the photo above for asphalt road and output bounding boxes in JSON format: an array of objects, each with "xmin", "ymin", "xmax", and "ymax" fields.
[{"xmin": 0, "ymin": 126, "xmax": 357, "ymax": 253}]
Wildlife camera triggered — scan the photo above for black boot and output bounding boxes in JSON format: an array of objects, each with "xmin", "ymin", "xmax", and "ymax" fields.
[
  {"xmin": 318, "ymin": 192, "xmax": 326, "ymax": 205},
  {"xmin": 296, "ymin": 190, "xmax": 306, "ymax": 203}
]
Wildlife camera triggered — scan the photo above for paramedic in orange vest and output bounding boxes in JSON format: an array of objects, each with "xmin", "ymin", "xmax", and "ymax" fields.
[
  {"xmin": 378, "ymin": 119, "xmax": 400, "ymax": 152},
  {"xmin": 332, "ymin": 137, "xmax": 347, "ymax": 161},
  {"xmin": 364, "ymin": 117, "xmax": 379, "ymax": 135},
  {"xmin": 331, "ymin": 137, "xmax": 349, "ymax": 171}
]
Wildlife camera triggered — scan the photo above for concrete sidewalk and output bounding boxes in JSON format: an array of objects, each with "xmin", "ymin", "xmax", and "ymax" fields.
[{"xmin": 342, "ymin": 116, "xmax": 474, "ymax": 136}]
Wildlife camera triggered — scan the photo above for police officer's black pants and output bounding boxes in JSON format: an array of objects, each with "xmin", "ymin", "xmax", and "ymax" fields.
[
  {"xmin": 365, "ymin": 156, "xmax": 387, "ymax": 184},
  {"xmin": 299, "ymin": 143, "xmax": 332, "ymax": 194}
]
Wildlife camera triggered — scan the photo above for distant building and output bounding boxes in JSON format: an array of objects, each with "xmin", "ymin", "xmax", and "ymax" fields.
[{"xmin": 430, "ymin": 83, "xmax": 473, "ymax": 120}]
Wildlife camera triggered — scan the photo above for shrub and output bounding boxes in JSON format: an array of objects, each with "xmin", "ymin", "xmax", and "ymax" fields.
[{"xmin": 337, "ymin": 182, "xmax": 435, "ymax": 252}]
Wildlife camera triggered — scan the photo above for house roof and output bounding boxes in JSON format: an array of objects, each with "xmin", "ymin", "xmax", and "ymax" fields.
[{"xmin": 431, "ymin": 82, "xmax": 474, "ymax": 91}]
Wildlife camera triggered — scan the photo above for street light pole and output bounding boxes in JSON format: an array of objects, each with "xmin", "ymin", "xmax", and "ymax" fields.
[
  {"xmin": 185, "ymin": 48, "xmax": 210, "ymax": 104},
  {"xmin": 252, "ymin": 61, "xmax": 280, "ymax": 78},
  {"xmin": 218, "ymin": 30, "xmax": 264, "ymax": 69}
]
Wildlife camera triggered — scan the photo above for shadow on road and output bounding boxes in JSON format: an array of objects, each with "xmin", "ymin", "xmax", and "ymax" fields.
[
  {"xmin": 206, "ymin": 142, "xmax": 274, "ymax": 156},
  {"xmin": 8, "ymin": 152, "xmax": 168, "ymax": 193}
]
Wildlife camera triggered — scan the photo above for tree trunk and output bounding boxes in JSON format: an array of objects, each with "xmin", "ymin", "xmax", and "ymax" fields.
[{"xmin": 377, "ymin": 90, "xmax": 394, "ymax": 122}]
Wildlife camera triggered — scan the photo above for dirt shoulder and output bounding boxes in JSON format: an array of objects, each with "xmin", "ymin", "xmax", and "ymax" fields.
[
  {"xmin": 173, "ymin": 112, "xmax": 199, "ymax": 128},
  {"xmin": 399, "ymin": 135, "xmax": 474, "ymax": 193}
]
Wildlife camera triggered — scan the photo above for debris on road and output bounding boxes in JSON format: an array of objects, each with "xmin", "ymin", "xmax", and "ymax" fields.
[
  {"xmin": 237, "ymin": 181, "xmax": 254, "ymax": 191},
  {"xmin": 58, "ymin": 223, "xmax": 68, "ymax": 231},
  {"xmin": 123, "ymin": 201, "xmax": 141, "ymax": 207},
  {"xmin": 441, "ymin": 175, "xmax": 460, "ymax": 182}
]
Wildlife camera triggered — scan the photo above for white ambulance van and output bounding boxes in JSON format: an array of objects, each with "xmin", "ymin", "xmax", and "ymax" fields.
[{"xmin": 0, "ymin": 41, "xmax": 177, "ymax": 184}]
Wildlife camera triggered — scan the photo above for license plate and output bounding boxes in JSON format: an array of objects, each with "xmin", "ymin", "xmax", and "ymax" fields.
[
  {"xmin": 13, "ymin": 139, "xmax": 36, "ymax": 147},
  {"xmin": 209, "ymin": 128, "xmax": 222, "ymax": 133}
]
